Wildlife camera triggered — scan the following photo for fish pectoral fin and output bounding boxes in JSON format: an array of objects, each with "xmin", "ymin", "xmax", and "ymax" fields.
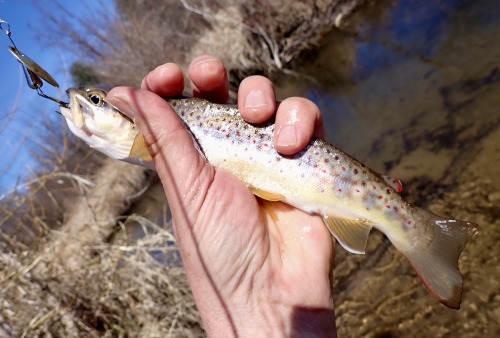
[
  {"xmin": 249, "ymin": 188, "xmax": 284, "ymax": 202},
  {"xmin": 323, "ymin": 216, "xmax": 374, "ymax": 254},
  {"xmin": 130, "ymin": 133, "xmax": 153, "ymax": 161},
  {"xmin": 382, "ymin": 174, "xmax": 403, "ymax": 193}
]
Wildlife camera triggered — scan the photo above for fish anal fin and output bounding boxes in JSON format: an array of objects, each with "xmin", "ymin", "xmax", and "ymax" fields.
[
  {"xmin": 249, "ymin": 188, "xmax": 284, "ymax": 202},
  {"xmin": 130, "ymin": 133, "xmax": 153, "ymax": 161},
  {"xmin": 382, "ymin": 174, "xmax": 403, "ymax": 193},
  {"xmin": 323, "ymin": 216, "xmax": 373, "ymax": 254}
]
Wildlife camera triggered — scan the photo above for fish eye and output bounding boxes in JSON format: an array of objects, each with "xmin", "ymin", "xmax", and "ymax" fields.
[{"xmin": 88, "ymin": 92, "xmax": 105, "ymax": 106}]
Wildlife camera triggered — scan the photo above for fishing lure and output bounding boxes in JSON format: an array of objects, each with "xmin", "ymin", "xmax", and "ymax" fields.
[{"xmin": 1, "ymin": 18, "xmax": 67, "ymax": 107}]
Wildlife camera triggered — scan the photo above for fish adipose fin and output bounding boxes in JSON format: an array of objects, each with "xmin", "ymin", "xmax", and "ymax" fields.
[
  {"xmin": 323, "ymin": 216, "xmax": 373, "ymax": 254},
  {"xmin": 382, "ymin": 174, "xmax": 403, "ymax": 192},
  {"xmin": 130, "ymin": 133, "xmax": 153, "ymax": 161},
  {"xmin": 400, "ymin": 214, "xmax": 478, "ymax": 309}
]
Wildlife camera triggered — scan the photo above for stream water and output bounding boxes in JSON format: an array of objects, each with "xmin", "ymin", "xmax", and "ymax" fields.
[{"xmin": 276, "ymin": 0, "xmax": 500, "ymax": 336}]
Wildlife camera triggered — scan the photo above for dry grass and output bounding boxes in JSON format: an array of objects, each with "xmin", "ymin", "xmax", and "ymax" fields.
[{"xmin": 1, "ymin": 0, "xmax": 366, "ymax": 336}]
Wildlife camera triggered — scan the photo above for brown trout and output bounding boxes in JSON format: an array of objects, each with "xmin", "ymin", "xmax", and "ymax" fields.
[{"xmin": 60, "ymin": 86, "xmax": 478, "ymax": 309}]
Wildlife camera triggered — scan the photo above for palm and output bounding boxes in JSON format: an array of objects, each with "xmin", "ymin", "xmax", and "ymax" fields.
[{"xmin": 189, "ymin": 168, "xmax": 334, "ymax": 306}]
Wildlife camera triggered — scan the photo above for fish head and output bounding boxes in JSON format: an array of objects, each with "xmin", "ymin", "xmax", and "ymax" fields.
[{"xmin": 60, "ymin": 86, "xmax": 140, "ymax": 160}]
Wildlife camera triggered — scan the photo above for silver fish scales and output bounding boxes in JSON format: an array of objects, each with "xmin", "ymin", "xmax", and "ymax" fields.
[{"xmin": 60, "ymin": 86, "xmax": 478, "ymax": 309}]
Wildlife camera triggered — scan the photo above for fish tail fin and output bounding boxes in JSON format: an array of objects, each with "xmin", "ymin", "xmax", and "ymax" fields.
[{"xmin": 399, "ymin": 211, "xmax": 478, "ymax": 309}]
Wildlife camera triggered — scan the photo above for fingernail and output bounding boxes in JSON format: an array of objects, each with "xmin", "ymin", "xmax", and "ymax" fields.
[
  {"xmin": 244, "ymin": 90, "xmax": 268, "ymax": 109},
  {"xmin": 106, "ymin": 93, "xmax": 136, "ymax": 120},
  {"xmin": 276, "ymin": 124, "xmax": 297, "ymax": 147}
]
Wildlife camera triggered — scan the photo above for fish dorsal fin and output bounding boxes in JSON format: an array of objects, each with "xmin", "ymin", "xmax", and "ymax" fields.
[
  {"xmin": 249, "ymin": 187, "xmax": 284, "ymax": 202},
  {"xmin": 130, "ymin": 133, "xmax": 153, "ymax": 161},
  {"xmin": 323, "ymin": 216, "xmax": 374, "ymax": 254},
  {"xmin": 382, "ymin": 175, "xmax": 403, "ymax": 193}
]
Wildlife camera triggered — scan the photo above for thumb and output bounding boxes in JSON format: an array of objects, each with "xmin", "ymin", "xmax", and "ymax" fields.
[{"xmin": 106, "ymin": 86, "xmax": 214, "ymax": 223}]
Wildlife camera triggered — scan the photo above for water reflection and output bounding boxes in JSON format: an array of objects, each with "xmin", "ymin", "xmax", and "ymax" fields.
[{"xmin": 277, "ymin": 0, "xmax": 500, "ymax": 336}]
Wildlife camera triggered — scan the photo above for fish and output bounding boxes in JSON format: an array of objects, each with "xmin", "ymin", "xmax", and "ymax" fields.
[{"xmin": 60, "ymin": 86, "xmax": 478, "ymax": 309}]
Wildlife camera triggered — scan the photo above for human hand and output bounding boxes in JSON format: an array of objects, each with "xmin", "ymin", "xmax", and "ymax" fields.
[{"xmin": 107, "ymin": 55, "xmax": 336, "ymax": 337}]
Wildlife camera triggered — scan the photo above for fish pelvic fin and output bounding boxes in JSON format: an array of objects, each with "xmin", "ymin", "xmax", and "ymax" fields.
[
  {"xmin": 249, "ymin": 187, "xmax": 284, "ymax": 202},
  {"xmin": 250, "ymin": 188, "xmax": 284, "ymax": 222},
  {"xmin": 401, "ymin": 212, "xmax": 478, "ymax": 309},
  {"xmin": 323, "ymin": 216, "xmax": 373, "ymax": 254}
]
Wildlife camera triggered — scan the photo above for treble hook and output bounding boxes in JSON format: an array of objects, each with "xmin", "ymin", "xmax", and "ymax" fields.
[{"xmin": 1, "ymin": 18, "xmax": 68, "ymax": 107}]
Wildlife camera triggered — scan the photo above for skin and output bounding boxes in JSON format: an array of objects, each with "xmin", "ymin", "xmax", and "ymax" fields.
[{"xmin": 107, "ymin": 55, "xmax": 336, "ymax": 337}]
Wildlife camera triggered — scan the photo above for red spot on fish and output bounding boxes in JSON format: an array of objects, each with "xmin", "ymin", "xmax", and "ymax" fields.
[
  {"xmin": 342, "ymin": 166, "xmax": 346, "ymax": 171},
  {"xmin": 393, "ymin": 207, "xmax": 398, "ymax": 212},
  {"xmin": 264, "ymin": 143, "xmax": 268, "ymax": 147},
  {"xmin": 361, "ymin": 181, "xmax": 366, "ymax": 186},
  {"xmin": 377, "ymin": 195, "xmax": 383, "ymax": 199},
  {"xmin": 325, "ymin": 159, "xmax": 330, "ymax": 163},
  {"xmin": 320, "ymin": 188, "xmax": 325, "ymax": 193},
  {"xmin": 356, "ymin": 189, "xmax": 360, "ymax": 193},
  {"xmin": 338, "ymin": 188, "xmax": 342, "ymax": 192},
  {"xmin": 276, "ymin": 157, "xmax": 281, "ymax": 162},
  {"xmin": 401, "ymin": 205, "xmax": 405, "ymax": 210},
  {"xmin": 407, "ymin": 220, "xmax": 412, "ymax": 225},
  {"xmin": 362, "ymin": 170, "xmax": 367, "ymax": 174},
  {"xmin": 386, "ymin": 205, "xmax": 391, "ymax": 209},
  {"xmin": 373, "ymin": 185, "xmax": 377, "ymax": 190}
]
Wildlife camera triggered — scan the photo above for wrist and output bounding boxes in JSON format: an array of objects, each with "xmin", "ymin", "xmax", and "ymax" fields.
[{"xmin": 197, "ymin": 293, "xmax": 336, "ymax": 337}]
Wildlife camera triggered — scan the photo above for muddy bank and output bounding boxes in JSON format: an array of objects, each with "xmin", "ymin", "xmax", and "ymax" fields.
[{"xmin": 277, "ymin": 0, "xmax": 500, "ymax": 336}]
